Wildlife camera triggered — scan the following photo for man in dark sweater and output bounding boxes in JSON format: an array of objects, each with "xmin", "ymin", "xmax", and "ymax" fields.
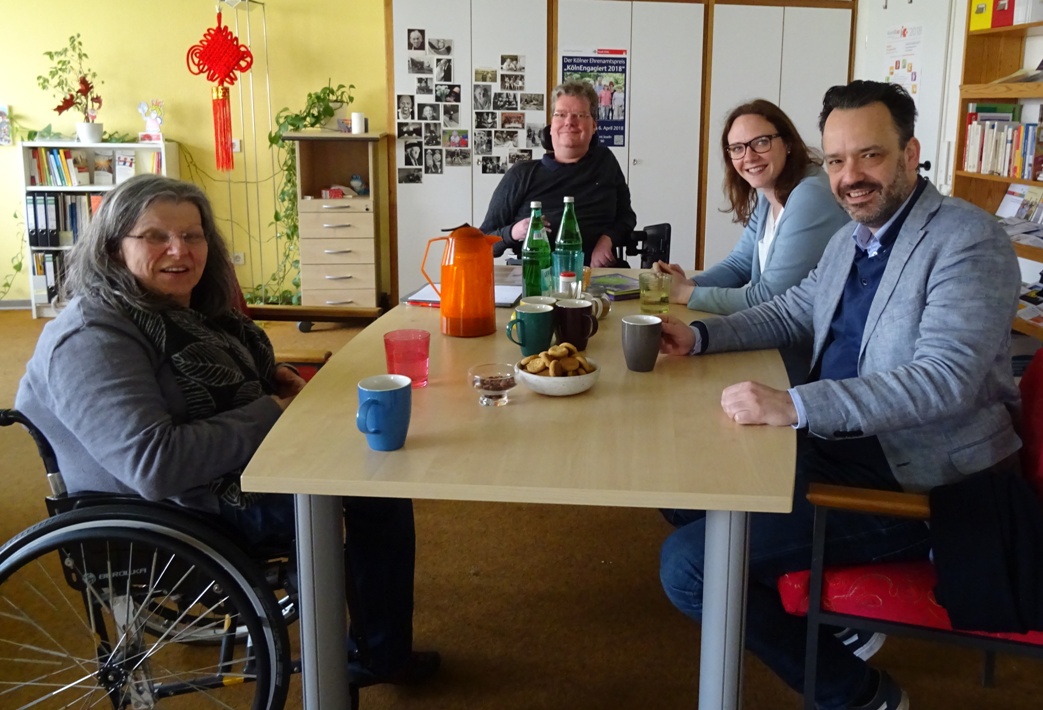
[{"xmin": 479, "ymin": 80, "xmax": 636, "ymax": 267}]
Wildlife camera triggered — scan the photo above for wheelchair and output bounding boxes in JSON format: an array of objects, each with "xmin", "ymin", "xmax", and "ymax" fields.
[{"xmin": 0, "ymin": 408, "xmax": 342, "ymax": 710}]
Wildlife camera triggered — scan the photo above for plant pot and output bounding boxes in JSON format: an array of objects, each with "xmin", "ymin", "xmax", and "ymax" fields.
[{"xmin": 76, "ymin": 122, "xmax": 103, "ymax": 143}]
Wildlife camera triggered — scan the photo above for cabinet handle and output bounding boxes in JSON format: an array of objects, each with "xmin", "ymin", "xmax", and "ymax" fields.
[
  {"xmin": 324, "ymin": 274, "xmax": 354, "ymax": 280},
  {"xmin": 323, "ymin": 249, "xmax": 353, "ymax": 254},
  {"xmin": 322, "ymin": 223, "xmax": 352, "ymax": 228},
  {"xmin": 321, "ymin": 205, "xmax": 351, "ymax": 210},
  {"xmin": 324, "ymin": 299, "xmax": 355, "ymax": 305}
]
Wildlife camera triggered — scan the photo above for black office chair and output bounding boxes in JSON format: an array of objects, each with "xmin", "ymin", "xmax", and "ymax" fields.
[{"xmin": 614, "ymin": 223, "xmax": 672, "ymax": 269}]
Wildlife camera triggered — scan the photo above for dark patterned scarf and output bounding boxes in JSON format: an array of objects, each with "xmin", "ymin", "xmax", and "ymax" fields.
[{"xmin": 123, "ymin": 303, "xmax": 277, "ymax": 508}]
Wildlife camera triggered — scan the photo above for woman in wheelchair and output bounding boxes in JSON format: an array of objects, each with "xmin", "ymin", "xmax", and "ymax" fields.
[
  {"xmin": 13, "ymin": 175, "xmax": 440, "ymax": 696},
  {"xmin": 654, "ymin": 100, "xmax": 850, "ymax": 384}
]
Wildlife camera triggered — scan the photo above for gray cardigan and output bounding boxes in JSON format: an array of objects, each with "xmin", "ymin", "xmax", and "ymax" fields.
[
  {"xmin": 700, "ymin": 183, "xmax": 1022, "ymax": 492},
  {"xmin": 15, "ymin": 297, "xmax": 282, "ymax": 512},
  {"xmin": 690, "ymin": 166, "xmax": 849, "ymax": 314}
]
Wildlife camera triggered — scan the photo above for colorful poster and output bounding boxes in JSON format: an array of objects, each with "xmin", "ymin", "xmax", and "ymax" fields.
[
  {"xmin": 883, "ymin": 25, "xmax": 923, "ymax": 103},
  {"xmin": 561, "ymin": 51, "xmax": 627, "ymax": 148}
]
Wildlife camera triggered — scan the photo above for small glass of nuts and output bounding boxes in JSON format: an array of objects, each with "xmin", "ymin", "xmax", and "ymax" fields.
[{"xmin": 468, "ymin": 363, "xmax": 517, "ymax": 406}]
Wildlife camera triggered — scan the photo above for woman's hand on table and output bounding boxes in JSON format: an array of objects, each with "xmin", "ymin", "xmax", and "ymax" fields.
[
  {"xmin": 720, "ymin": 381, "xmax": 797, "ymax": 427},
  {"xmin": 659, "ymin": 314, "xmax": 696, "ymax": 355},
  {"xmin": 274, "ymin": 364, "xmax": 307, "ymax": 398},
  {"xmin": 654, "ymin": 261, "xmax": 696, "ymax": 305}
]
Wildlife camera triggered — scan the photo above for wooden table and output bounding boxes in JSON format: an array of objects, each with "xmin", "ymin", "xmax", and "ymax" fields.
[{"xmin": 243, "ymin": 278, "xmax": 794, "ymax": 710}]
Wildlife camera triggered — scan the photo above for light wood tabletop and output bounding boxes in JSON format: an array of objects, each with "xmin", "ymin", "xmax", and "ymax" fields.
[
  {"xmin": 244, "ymin": 288, "xmax": 794, "ymax": 512},
  {"xmin": 242, "ymin": 269, "xmax": 796, "ymax": 710}
]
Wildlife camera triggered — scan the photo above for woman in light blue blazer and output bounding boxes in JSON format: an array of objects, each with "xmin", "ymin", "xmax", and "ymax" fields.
[{"xmin": 656, "ymin": 99, "xmax": 849, "ymax": 383}]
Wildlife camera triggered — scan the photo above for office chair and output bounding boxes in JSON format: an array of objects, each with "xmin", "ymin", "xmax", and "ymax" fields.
[
  {"xmin": 777, "ymin": 349, "xmax": 1043, "ymax": 709},
  {"xmin": 614, "ymin": 223, "xmax": 672, "ymax": 269}
]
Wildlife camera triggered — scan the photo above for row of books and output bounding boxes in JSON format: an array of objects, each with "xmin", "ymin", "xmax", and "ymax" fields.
[
  {"xmin": 25, "ymin": 192, "xmax": 104, "ymax": 248},
  {"xmin": 963, "ymin": 103, "xmax": 1043, "ymax": 180},
  {"xmin": 970, "ymin": 0, "xmax": 1043, "ymax": 30},
  {"xmin": 31, "ymin": 251, "xmax": 66, "ymax": 305},
  {"xmin": 27, "ymin": 146, "xmax": 142, "ymax": 187}
]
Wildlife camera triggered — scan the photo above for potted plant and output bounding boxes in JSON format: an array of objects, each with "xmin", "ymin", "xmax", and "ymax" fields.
[{"xmin": 37, "ymin": 33, "xmax": 104, "ymax": 143}]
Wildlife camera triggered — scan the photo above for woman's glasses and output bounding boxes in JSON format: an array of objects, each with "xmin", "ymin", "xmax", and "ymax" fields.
[
  {"xmin": 726, "ymin": 134, "xmax": 781, "ymax": 160},
  {"xmin": 126, "ymin": 230, "xmax": 208, "ymax": 248}
]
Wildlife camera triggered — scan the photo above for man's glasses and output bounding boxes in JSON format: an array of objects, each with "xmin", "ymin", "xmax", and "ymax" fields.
[
  {"xmin": 551, "ymin": 111, "xmax": 592, "ymax": 122},
  {"xmin": 726, "ymin": 134, "xmax": 781, "ymax": 160},
  {"xmin": 126, "ymin": 230, "xmax": 208, "ymax": 248}
]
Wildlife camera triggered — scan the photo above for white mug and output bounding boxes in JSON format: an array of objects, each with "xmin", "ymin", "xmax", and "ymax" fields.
[{"xmin": 351, "ymin": 112, "xmax": 366, "ymax": 135}]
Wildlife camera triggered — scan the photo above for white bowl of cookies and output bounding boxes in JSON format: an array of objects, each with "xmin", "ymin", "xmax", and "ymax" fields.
[{"xmin": 514, "ymin": 343, "xmax": 600, "ymax": 396}]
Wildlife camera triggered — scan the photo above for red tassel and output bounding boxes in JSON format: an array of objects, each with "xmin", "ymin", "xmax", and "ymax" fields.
[{"xmin": 212, "ymin": 86, "xmax": 233, "ymax": 171}]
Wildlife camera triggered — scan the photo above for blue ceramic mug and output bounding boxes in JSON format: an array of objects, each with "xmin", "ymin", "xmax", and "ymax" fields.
[{"xmin": 356, "ymin": 374, "xmax": 412, "ymax": 451}]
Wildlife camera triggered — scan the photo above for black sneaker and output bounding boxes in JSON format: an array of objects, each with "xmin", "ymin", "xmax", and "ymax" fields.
[
  {"xmin": 834, "ymin": 627, "xmax": 886, "ymax": 661},
  {"xmin": 349, "ymin": 650, "xmax": 442, "ymax": 688},
  {"xmin": 851, "ymin": 670, "xmax": 909, "ymax": 710}
]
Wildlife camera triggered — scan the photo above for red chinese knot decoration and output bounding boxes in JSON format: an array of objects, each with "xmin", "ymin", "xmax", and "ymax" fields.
[{"xmin": 186, "ymin": 11, "xmax": 253, "ymax": 171}]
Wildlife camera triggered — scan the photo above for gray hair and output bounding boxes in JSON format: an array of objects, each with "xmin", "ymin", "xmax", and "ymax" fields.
[
  {"xmin": 64, "ymin": 174, "xmax": 238, "ymax": 317},
  {"xmin": 550, "ymin": 80, "xmax": 598, "ymax": 119}
]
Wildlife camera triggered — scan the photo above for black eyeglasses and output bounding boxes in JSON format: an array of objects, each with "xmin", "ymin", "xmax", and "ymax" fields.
[{"xmin": 726, "ymin": 134, "xmax": 781, "ymax": 160}]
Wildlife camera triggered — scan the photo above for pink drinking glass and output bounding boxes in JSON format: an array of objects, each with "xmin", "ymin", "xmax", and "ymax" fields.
[{"xmin": 383, "ymin": 329, "xmax": 431, "ymax": 387}]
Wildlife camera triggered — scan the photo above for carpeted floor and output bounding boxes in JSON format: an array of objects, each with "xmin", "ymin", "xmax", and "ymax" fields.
[{"xmin": 0, "ymin": 308, "xmax": 1040, "ymax": 709}]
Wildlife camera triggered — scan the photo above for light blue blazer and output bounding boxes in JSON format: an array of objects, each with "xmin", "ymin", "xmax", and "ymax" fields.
[{"xmin": 700, "ymin": 182, "xmax": 1022, "ymax": 492}]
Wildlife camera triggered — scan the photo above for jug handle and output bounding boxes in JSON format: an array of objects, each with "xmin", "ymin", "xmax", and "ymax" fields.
[{"xmin": 421, "ymin": 237, "xmax": 448, "ymax": 298}]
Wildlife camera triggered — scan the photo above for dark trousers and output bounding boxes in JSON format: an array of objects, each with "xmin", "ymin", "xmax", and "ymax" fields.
[
  {"xmin": 221, "ymin": 494, "xmax": 416, "ymax": 676},
  {"xmin": 659, "ymin": 436, "xmax": 932, "ymax": 709}
]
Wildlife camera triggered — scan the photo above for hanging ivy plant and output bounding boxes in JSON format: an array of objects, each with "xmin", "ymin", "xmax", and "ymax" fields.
[
  {"xmin": 0, "ymin": 211, "xmax": 26, "ymax": 302},
  {"xmin": 245, "ymin": 81, "xmax": 355, "ymax": 305}
]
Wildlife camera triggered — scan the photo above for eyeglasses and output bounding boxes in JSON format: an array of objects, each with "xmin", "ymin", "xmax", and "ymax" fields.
[
  {"xmin": 551, "ymin": 111, "xmax": 592, "ymax": 122},
  {"xmin": 726, "ymin": 134, "xmax": 781, "ymax": 160},
  {"xmin": 126, "ymin": 230, "xmax": 208, "ymax": 248}
]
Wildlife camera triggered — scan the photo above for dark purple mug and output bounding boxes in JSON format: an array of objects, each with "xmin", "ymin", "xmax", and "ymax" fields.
[{"xmin": 553, "ymin": 299, "xmax": 599, "ymax": 351}]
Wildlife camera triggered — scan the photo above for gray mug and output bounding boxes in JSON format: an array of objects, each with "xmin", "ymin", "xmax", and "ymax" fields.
[{"xmin": 621, "ymin": 315, "xmax": 663, "ymax": 372}]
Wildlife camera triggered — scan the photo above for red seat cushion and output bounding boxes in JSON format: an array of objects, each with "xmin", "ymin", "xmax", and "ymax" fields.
[{"xmin": 778, "ymin": 562, "xmax": 1043, "ymax": 644}]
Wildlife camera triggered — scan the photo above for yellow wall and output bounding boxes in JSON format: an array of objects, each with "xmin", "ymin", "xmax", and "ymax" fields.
[{"xmin": 0, "ymin": 0, "xmax": 388, "ymax": 303}]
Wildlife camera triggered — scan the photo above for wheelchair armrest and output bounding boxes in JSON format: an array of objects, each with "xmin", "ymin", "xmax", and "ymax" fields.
[
  {"xmin": 277, "ymin": 350, "xmax": 332, "ymax": 367},
  {"xmin": 807, "ymin": 482, "xmax": 930, "ymax": 520}
]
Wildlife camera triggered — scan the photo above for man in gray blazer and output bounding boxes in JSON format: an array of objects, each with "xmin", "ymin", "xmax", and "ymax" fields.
[{"xmin": 657, "ymin": 81, "xmax": 1021, "ymax": 710}]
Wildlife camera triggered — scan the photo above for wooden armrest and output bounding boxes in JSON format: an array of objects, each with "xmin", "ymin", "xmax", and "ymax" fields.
[
  {"xmin": 807, "ymin": 482, "xmax": 930, "ymax": 519},
  {"xmin": 277, "ymin": 350, "xmax": 333, "ymax": 366}
]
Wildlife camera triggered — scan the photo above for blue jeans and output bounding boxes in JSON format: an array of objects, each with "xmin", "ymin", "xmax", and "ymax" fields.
[
  {"xmin": 221, "ymin": 494, "xmax": 416, "ymax": 676},
  {"xmin": 659, "ymin": 437, "xmax": 932, "ymax": 709}
]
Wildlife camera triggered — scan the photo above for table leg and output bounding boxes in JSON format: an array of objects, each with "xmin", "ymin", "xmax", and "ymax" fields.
[
  {"xmin": 294, "ymin": 494, "xmax": 350, "ymax": 709},
  {"xmin": 699, "ymin": 510, "xmax": 750, "ymax": 710}
]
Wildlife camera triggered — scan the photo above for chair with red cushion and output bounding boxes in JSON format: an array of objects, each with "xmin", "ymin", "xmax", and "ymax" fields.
[{"xmin": 778, "ymin": 349, "xmax": 1043, "ymax": 709}]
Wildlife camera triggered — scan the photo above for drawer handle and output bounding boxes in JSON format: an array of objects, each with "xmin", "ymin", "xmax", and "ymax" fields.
[
  {"xmin": 324, "ymin": 274, "xmax": 354, "ymax": 280},
  {"xmin": 325, "ymin": 299, "xmax": 355, "ymax": 305},
  {"xmin": 322, "ymin": 223, "xmax": 352, "ymax": 228},
  {"xmin": 321, "ymin": 205, "xmax": 351, "ymax": 210},
  {"xmin": 323, "ymin": 249, "xmax": 353, "ymax": 254}
]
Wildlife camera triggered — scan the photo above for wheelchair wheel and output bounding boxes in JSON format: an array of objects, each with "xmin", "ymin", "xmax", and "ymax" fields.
[{"xmin": 0, "ymin": 506, "xmax": 292, "ymax": 709}]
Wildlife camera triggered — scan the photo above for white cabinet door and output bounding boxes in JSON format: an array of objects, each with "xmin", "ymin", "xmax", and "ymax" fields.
[
  {"xmin": 471, "ymin": 0, "xmax": 548, "ymax": 228},
  {"xmin": 628, "ymin": 1, "xmax": 703, "ymax": 269},
  {"xmin": 780, "ymin": 7, "xmax": 851, "ymax": 154},
  {"xmin": 705, "ymin": 5, "xmax": 784, "ymax": 268},
  {"xmin": 556, "ymin": 0, "xmax": 633, "ymax": 174}
]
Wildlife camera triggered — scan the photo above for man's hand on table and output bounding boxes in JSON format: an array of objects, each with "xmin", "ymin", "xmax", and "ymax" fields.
[
  {"xmin": 721, "ymin": 381, "xmax": 797, "ymax": 426},
  {"xmin": 591, "ymin": 235, "xmax": 616, "ymax": 267},
  {"xmin": 659, "ymin": 314, "xmax": 696, "ymax": 355},
  {"xmin": 510, "ymin": 217, "xmax": 554, "ymax": 244}
]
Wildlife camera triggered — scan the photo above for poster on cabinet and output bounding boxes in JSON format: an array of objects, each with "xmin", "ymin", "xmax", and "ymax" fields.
[
  {"xmin": 561, "ymin": 50, "xmax": 627, "ymax": 147},
  {"xmin": 883, "ymin": 25, "xmax": 923, "ymax": 103}
]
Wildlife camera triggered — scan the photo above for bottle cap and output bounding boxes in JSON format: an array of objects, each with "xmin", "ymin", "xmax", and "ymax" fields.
[
  {"xmin": 561, "ymin": 271, "xmax": 576, "ymax": 278},
  {"xmin": 530, "ymin": 201, "xmax": 542, "ymax": 208},
  {"xmin": 563, "ymin": 196, "xmax": 575, "ymax": 203}
]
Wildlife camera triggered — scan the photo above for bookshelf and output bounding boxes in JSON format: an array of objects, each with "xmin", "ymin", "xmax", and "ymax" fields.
[
  {"xmin": 954, "ymin": 15, "xmax": 1043, "ymax": 341},
  {"xmin": 19, "ymin": 140, "xmax": 180, "ymax": 319}
]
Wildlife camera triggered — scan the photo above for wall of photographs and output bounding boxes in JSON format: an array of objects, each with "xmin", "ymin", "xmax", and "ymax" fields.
[{"xmin": 392, "ymin": 0, "xmax": 547, "ymax": 293}]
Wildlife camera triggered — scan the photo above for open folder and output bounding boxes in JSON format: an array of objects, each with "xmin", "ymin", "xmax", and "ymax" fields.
[{"xmin": 404, "ymin": 283, "xmax": 522, "ymax": 308}]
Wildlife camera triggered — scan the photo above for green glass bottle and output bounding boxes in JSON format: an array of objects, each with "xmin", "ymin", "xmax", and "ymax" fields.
[
  {"xmin": 554, "ymin": 196, "xmax": 585, "ymax": 283},
  {"xmin": 522, "ymin": 201, "xmax": 552, "ymax": 297}
]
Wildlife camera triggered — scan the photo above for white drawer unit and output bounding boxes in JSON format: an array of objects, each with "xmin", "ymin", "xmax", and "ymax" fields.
[{"xmin": 279, "ymin": 132, "xmax": 394, "ymax": 322}]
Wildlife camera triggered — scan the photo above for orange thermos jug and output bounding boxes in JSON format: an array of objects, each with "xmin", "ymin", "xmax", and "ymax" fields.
[{"xmin": 421, "ymin": 224, "xmax": 500, "ymax": 337}]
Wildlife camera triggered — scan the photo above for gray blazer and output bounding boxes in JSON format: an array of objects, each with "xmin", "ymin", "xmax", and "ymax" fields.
[{"xmin": 701, "ymin": 182, "xmax": 1022, "ymax": 492}]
